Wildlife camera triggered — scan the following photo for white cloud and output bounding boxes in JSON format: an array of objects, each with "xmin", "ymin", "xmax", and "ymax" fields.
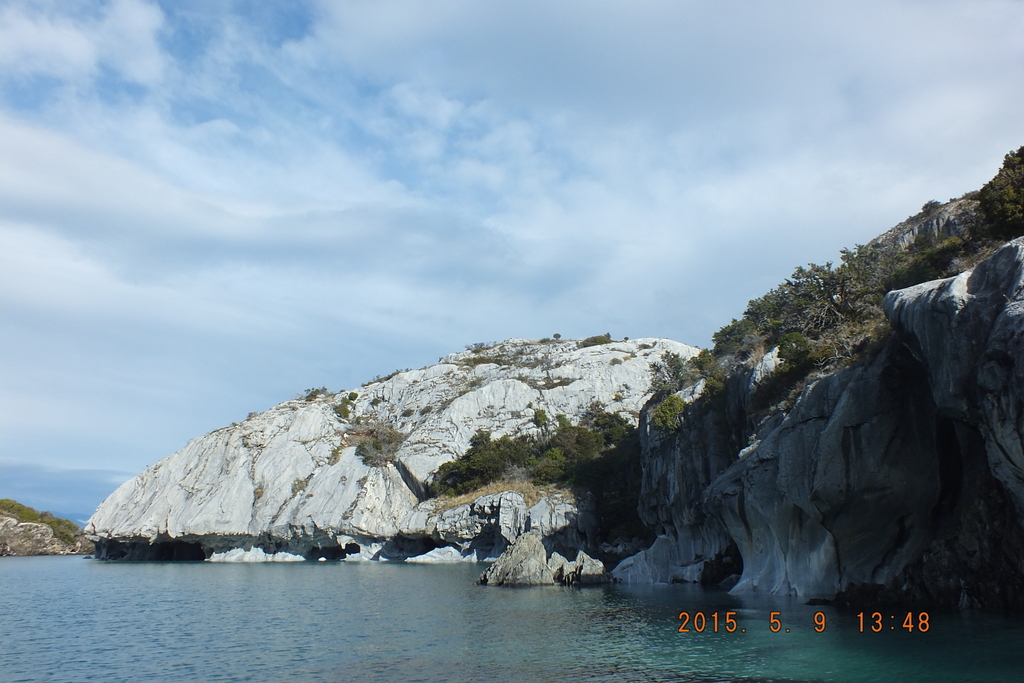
[
  {"xmin": 0, "ymin": 0, "xmax": 165, "ymax": 84},
  {"xmin": 0, "ymin": 3, "xmax": 98, "ymax": 79},
  {"xmin": 1, "ymin": 0, "xmax": 1023, "ymax": 498}
]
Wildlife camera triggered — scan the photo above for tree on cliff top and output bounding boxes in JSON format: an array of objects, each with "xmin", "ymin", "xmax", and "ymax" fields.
[{"xmin": 979, "ymin": 145, "xmax": 1024, "ymax": 240}]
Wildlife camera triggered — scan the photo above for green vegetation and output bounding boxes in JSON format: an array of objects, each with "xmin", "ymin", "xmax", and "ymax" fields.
[
  {"xmin": 459, "ymin": 355, "xmax": 507, "ymax": 367},
  {"xmin": 334, "ymin": 393, "xmax": 355, "ymax": 420},
  {"xmin": 431, "ymin": 407, "xmax": 649, "ymax": 540},
  {"xmin": 646, "ymin": 148, "xmax": 1024, "ymax": 421},
  {"xmin": 291, "ymin": 478, "xmax": 308, "ymax": 496},
  {"xmin": 303, "ymin": 387, "xmax": 329, "ymax": 401},
  {"xmin": 578, "ymin": 333, "xmax": 613, "ymax": 348},
  {"xmin": 979, "ymin": 145, "xmax": 1024, "ymax": 240},
  {"xmin": 354, "ymin": 424, "xmax": 407, "ymax": 467},
  {"xmin": 650, "ymin": 351, "xmax": 690, "ymax": 393},
  {"xmin": 651, "ymin": 394, "xmax": 687, "ymax": 431},
  {"xmin": 0, "ymin": 499, "xmax": 81, "ymax": 544}
]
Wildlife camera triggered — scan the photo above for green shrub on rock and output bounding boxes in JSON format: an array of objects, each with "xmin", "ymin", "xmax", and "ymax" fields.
[
  {"xmin": 578, "ymin": 333, "xmax": 613, "ymax": 348},
  {"xmin": 979, "ymin": 145, "xmax": 1024, "ymax": 240},
  {"xmin": 651, "ymin": 394, "xmax": 687, "ymax": 431}
]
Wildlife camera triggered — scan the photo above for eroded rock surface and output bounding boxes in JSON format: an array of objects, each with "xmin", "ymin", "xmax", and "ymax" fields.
[
  {"xmin": 0, "ymin": 515, "xmax": 92, "ymax": 556},
  {"xmin": 619, "ymin": 238, "xmax": 1024, "ymax": 610},
  {"xmin": 479, "ymin": 530, "xmax": 610, "ymax": 586},
  {"xmin": 87, "ymin": 337, "xmax": 696, "ymax": 561}
]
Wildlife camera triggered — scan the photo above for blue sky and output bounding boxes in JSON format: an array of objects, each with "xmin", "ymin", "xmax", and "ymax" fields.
[{"xmin": 2, "ymin": 0, "xmax": 1023, "ymax": 519}]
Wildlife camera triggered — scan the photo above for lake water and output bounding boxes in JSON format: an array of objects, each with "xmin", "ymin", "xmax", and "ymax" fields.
[{"xmin": 2, "ymin": 556, "xmax": 1022, "ymax": 682}]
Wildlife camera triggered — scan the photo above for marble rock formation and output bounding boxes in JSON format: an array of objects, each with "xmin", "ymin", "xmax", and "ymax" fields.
[
  {"xmin": 617, "ymin": 237, "xmax": 1024, "ymax": 610},
  {"xmin": 479, "ymin": 530, "xmax": 610, "ymax": 586},
  {"xmin": 86, "ymin": 337, "xmax": 697, "ymax": 562}
]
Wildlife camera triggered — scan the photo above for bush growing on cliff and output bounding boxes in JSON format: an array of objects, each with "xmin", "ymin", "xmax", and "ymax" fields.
[
  {"xmin": 650, "ymin": 351, "xmax": 691, "ymax": 393},
  {"xmin": 778, "ymin": 332, "xmax": 811, "ymax": 370},
  {"xmin": 334, "ymin": 395, "xmax": 354, "ymax": 420},
  {"xmin": 979, "ymin": 145, "xmax": 1024, "ymax": 240},
  {"xmin": 354, "ymin": 423, "xmax": 407, "ymax": 467},
  {"xmin": 712, "ymin": 318, "xmax": 758, "ymax": 357},
  {"xmin": 651, "ymin": 394, "xmax": 687, "ymax": 431},
  {"xmin": 430, "ymin": 411, "xmax": 647, "ymax": 540},
  {"xmin": 302, "ymin": 387, "xmax": 329, "ymax": 401},
  {"xmin": 578, "ymin": 333, "xmax": 613, "ymax": 348},
  {"xmin": 433, "ymin": 430, "xmax": 534, "ymax": 495}
]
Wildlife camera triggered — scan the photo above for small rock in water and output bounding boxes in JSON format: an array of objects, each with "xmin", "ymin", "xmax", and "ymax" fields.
[{"xmin": 480, "ymin": 530, "xmax": 609, "ymax": 586}]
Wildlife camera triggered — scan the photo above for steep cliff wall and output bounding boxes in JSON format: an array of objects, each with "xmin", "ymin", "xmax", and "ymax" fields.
[
  {"xmin": 620, "ymin": 238, "xmax": 1024, "ymax": 610},
  {"xmin": 87, "ymin": 337, "xmax": 697, "ymax": 561}
]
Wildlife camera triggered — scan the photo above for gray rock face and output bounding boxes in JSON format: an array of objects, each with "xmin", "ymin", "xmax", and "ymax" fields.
[
  {"xmin": 480, "ymin": 531, "xmax": 554, "ymax": 585},
  {"xmin": 479, "ymin": 530, "xmax": 610, "ymax": 586},
  {"xmin": 87, "ymin": 337, "xmax": 696, "ymax": 560},
  {"xmin": 884, "ymin": 239, "xmax": 1024, "ymax": 513},
  {"xmin": 549, "ymin": 549, "xmax": 611, "ymax": 585},
  {"xmin": 868, "ymin": 198, "xmax": 979, "ymax": 251},
  {"xmin": 705, "ymin": 341, "xmax": 944, "ymax": 600},
  {"xmin": 622, "ymin": 238, "xmax": 1024, "ymax": 609}
]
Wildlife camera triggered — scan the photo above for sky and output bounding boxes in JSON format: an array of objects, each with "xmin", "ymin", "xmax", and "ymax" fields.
[{"xmin": 2, "ymin": 0, "xmax": 1023, "ymax": 520}]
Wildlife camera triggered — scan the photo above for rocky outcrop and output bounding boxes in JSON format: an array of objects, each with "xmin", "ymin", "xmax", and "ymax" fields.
[
  {"xmin": 620, "ymin": 237, "xmax": 1024, "ymax": 610},
  {"xmin": 86, "ymin": 337, "xmax": 697, "ymax": 561},
  {"xmin": 479, "ymin": 530, "xmax": 610, "ymax": 586},
  {"xmin": 399, "ymin": 490, "xmax": 598, "ymax": 560},
  {"xmin": 0, "ymin": 515, "xmax": 93, "ymax": 556},
  {"xmin": 868, "ymin": 198, "xmax": 980, "ymax": 251},
  {"xmin": 479, "ymin": 531, "xmax": 555, "ymax": 585},
  {"xmin": 548, "ymin": 549, "xmax": 611, "ymax": 585}
]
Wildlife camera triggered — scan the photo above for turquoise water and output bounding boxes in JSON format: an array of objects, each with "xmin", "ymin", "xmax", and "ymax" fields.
[{"xmin": 1, "ymin": 556, "xmax": 1022, "ymax": 682}]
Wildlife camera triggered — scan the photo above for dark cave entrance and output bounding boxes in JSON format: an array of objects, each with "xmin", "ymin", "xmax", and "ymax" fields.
[
  {"xmin": 150, "ymin": 540, "xmax": 208, "ymax": 561},
  {"xmin": 305, "ymin": 542, "xmax": 362, "ymax": 560}
]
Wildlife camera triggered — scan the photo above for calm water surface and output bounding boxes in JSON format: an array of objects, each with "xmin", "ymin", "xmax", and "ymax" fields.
[{"xmin": 2, "ymin": 556, "xmax": 1022, "ymax": 682}]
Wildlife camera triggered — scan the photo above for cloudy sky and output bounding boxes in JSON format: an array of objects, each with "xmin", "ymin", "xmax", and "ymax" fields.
[{"xmin": 2, "ymin": 0, "xmax": 1022, "ymax": 519}]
